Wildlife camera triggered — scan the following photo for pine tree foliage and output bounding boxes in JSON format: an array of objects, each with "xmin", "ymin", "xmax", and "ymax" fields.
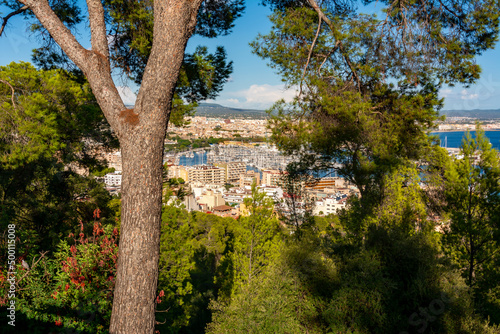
[
  {"xmin": 428, "ymin": 127, "xmax": 500, "ymax": 323},
  {"xmin": 253, "ymin": 0, "xmax": 499, "ymax": 210},
  {"xmin": 0, "ymin": 62, "xmax": 118, "ymax": 250},
  {"xmin": 0, "ymin": 62, "xmax": 116, "ymax": 168},
  {"xmin": 231, "ymin": 184, "xmax": 283, "ymax": 291}
]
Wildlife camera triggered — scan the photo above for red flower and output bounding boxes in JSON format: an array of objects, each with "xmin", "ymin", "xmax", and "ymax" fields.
[
  {"xmin": 156, "ymin": 290, "xmax": 165, "ymax": 304},
  {"xmin": 55, "ymin": 318, "xmax": 62, "ymax": 326},
  {"xmin": 93, "ymin": 222, "xmax": 104, "ymax": 236}
]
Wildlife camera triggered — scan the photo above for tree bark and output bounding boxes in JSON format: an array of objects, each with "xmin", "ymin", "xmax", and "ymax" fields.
[
  {"xmin": 108, "ymin": 0, "xmax": 203, "ymax": 331},
  {"xmin": 16, "ymin": 0, "xmax": 203, "ymax": 333},
  {"xmin": 109, "ymin": 132, "xmax": 166, "ymax": 334}
]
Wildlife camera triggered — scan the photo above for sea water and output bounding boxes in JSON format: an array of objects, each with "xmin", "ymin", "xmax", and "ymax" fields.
[{"xmin": 432, "ymin": 131, "xmax": 500, "ymax": 149}]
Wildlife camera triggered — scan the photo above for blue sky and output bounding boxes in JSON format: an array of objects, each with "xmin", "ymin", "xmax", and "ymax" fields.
[{"xmin": 1, "ymin": 1, "xmax": 499, "ymax": 111}]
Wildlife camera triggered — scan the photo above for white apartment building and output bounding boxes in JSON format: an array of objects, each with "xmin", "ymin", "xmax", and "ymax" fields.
[
  {"xmin": 167, "ymin": 165, "xmax": 188, "ymax": 182},
  {"xmin": 197, "ymin": 189, "xmax": 226, "ymax": 211},
  {"xmin": 261, "ymin": 169, "xmax": 286, "ymax": 187},
  {"xmin": 104, "ymin": 151, "xmax": 122, "ymax": 171},
  {"xmin": 258, "ymin": 185, "xmax": 284, "ymax": 200},
  {"xmin": 313, "ymin": 193, "xmax": 348, "ymax": 216},
  {"xmin": 239, "ymin": 170, "xmax": 261, "ymax": 187},
  {"xmin": 104, "ymin": 171, "xmax": 122, "ymax": 187},
  {"xmin": 215, "ymin": 161, "xmax": 246, "ymax": 184},
  {"xmin": 187, "ymin": 165, "xmax": 225, "ymax": 185},
  {"xmin": 223, "ymin": 187, "xmax": 253, "ymax": 204}
]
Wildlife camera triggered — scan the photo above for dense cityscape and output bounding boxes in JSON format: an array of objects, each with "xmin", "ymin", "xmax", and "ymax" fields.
[
  {"xmin": 2, "ymin": 0, "xmax": 500, "ymax": 333},
  {"xmin": 101, "ymin": 115, "xmax": 359, "ymax": 218},
  {"xmin": 98, "ymin": 114, "xmax": 500, "ymax": 220}
]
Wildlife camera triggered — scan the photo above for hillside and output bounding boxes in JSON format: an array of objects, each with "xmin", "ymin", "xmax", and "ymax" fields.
[
  {"xmin": 194, "ymin": 104, "xmax": 500, "ymax": 120},
  {"xmin": 194, "ymin": 103, "xmax": 268, "ymax": 119},
  {"xmin": 441, "ymin": 109, "xmax": 500, "ymax": 119}
]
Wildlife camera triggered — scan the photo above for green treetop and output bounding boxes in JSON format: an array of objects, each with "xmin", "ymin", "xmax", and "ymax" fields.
[
  {"xmin": 430, "ymin": 127, "xmax": 500, "ymax": 322},
  {"xmin": 253, "ymin": 0, "xmax": 499, "ymax": 213}
]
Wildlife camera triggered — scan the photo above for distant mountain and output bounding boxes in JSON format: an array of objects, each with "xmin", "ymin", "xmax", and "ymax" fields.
[
  {"xmin": 441, "ymin": 109, "xmax": 500, "ymax": 119},
  {"xmin": 194, "ymin": 103, "xmax": 268, "ymax": 119},
  {"xmin": 194, "ymin": 104, "xmax": 500, "ymax": 120}
]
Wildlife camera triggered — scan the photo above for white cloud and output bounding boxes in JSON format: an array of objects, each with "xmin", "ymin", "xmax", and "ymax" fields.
[
  {"xmin": 460, "ymin": 89, "xmax": 479, "ymax": 100},
  {"xmin": 207, "ymin": 98, "xmax": 242, "ymax": 108},
  {"xmin": 117, "ymin": 86, "xmax": 137, "ymax": 106},
  {"xmin": 441, "ymin": 83, "xmax": 500, "ymax": 110},
  {"xmin": 115, "ymin": 84, "xmax": 295, "ymax": 110},
  {"xmin": 204, "ymin": 98, "xmax": 242, "ymax": 108},
  {"xmin": 226, "ymin": 98, "xmax": 240, "ymax": 104},
  {"xmin": 440, "ymin": 88, "xmax": 453, "ymax": 98},
  {"xmin": 216, "ymin": 84, "xmax": 298, "ymax": 109}
]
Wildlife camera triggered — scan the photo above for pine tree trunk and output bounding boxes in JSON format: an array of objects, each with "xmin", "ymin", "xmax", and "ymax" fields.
[
  {"xmin": 109, "ymin": 123, "xmax": 166, "ymax": 333},
  {"xmin": 19, "ymin": 1, "xmax": 204, "ymax": 332},
  {"xmin": 107, "ymin": 2, "xmax": 203, "ymax": 332}
]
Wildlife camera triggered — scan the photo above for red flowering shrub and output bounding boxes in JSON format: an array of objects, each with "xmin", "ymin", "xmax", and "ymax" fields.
[{"xmin": 0, "ymin": 216, "xmax": 119, "ymax": 333}]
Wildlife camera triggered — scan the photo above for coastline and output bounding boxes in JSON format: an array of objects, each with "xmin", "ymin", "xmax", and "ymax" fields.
[{"xmin": 431, "ymin": 129, "xmax": 500, "ymax": 133}]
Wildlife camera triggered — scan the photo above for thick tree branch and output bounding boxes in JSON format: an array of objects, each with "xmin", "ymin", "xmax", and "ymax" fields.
[
  {"xmin": 138, "ymin": 0, "xmax": 204, "ymax": 116},
  {"xmin": 86, "ymin": 0, "xmax": 109, "ymax": 57},
  {"xmin": 0, "ymin": 5, "xmax": 28, "ymax": 37},
  {"xmin": 438, "ymin": 0, "xmax": 463, "ymax": 20},
  {"xmin": 18, "ymin": 0, "xmax": 126, "ymax": 139},
  {"xmin": 17, "ymin": 0, "xmax": 89, "ymax": 71}
]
